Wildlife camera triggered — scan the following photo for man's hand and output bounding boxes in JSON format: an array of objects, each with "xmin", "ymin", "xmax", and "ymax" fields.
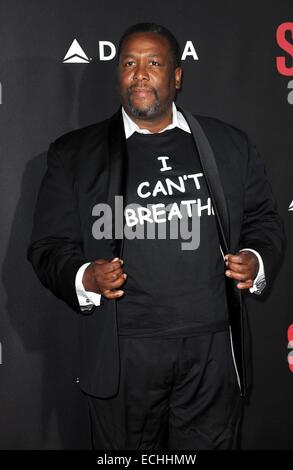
[
  {"xmin": 82, "ymin": 257, "xmax": 126, "ymax": 299},
  {"xmin": 224, "ymin": 250, "xmax": 259, "ymax": 290}
]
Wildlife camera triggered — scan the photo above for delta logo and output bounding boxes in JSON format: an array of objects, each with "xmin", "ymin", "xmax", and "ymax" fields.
[
  {"xmin": 62, "ymin": 38, "xmax": 199, "ymax": 64},
  {"xmin": 62, "ymin": 39, "xmax": 116, "ymax": 63},
  {"xmin": 276, "ymin": 22, "xmax": 293, "ymax": 104},
  {"xmin": 63, "ymin": 39, "xmax": 91, "ymax": 63}
]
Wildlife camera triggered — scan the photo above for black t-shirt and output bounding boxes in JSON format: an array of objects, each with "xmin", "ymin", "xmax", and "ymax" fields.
[{"xmin": 116, "ymin": 127, "xmax": 229, "ymax": 337}]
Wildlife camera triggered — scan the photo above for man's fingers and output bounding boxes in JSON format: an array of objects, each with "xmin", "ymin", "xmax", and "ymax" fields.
[
  {"xmin": 226, "ymin": 262, "xmax": 247, "ymax": 274},
  {"xmin": 102, "ymin": 259, "xmax": 123, "ymax": 274},
  {"xmin": 98, "ymin": 273, "xmax": 127, "ymax": 291},
  {"xmin": 89, "ymin": 258, "xmax": 126, "ymax": 295},
  {"xmin": 102, "ymin": 288, "xmax": 125, "ymax": 299},
  {"xmin": 92, "ymin": 258, "xmax": 123, "ymax": 275},
  {"xmin": 225, "ymin": 267, "xmax": 253, "ymax": 288},
  {"xmin": 104, "ymin": 267, "xmax": 124, "ymax": 281},
  {"xmin": 225, "ymin": 254, "xmax": 246, "ymax": 264},
  {"xmin": 225, "ymin": 269, "xmax": 249, "ymax": 281},
  {"xmin": 236, "ymin": 280, "xmax": 253, "ymax": 289},
  {"xmin": 107, "ymin": 273, "xmax": 127, "ymax": 289}
]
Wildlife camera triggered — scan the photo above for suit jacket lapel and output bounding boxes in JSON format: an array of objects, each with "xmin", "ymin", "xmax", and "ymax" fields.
[
  {"xmin": 179, "ymin": 106, "xmax": 231, "ymax": 255},
  {"xmin": 106, "ymin": 107, "xmax": 127, "ymax": 258}
]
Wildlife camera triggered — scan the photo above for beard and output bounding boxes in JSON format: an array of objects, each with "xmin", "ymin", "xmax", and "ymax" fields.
[{"xmin": 125, "ymin": 86, "xmax": 161, "ymax": 119}]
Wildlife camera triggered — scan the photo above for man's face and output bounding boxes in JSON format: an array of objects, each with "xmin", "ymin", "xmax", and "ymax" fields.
[{"xmin": 118, "ymin": 32, "xmax": 182, "ymax": 121}]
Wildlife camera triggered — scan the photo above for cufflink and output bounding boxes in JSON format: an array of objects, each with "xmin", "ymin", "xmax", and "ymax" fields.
[{"xmin": 252, "ymin": 277, "xmax": 266, "ymax": 295}]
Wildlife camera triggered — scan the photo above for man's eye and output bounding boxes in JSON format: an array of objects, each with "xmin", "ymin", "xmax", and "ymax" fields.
[
  {"xmin": 150, "ymin": 61, "xmax": 160, "ymax": 66},
  {"xmin": 124, "ymin": 61, "xmax": 135, "ymax": 67}
]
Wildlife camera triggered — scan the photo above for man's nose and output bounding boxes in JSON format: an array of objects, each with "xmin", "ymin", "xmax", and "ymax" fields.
[{"xmin": 133, "ymin": 62, "xmax": 149, "ymax": 81}]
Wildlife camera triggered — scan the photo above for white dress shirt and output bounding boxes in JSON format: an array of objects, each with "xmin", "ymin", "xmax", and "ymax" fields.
[{"xmin": 75, "ymin": 103, "xmax": 266, "ymax": 310}]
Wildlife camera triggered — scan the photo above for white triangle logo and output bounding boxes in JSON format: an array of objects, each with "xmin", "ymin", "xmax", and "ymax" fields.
[
  {"xmin": 63, "ymin": 39, "xmax": 90, "ymax": 63},
  {"xmin": 289, "ymin": 200, "xmax": 293, "ymax": 211}
]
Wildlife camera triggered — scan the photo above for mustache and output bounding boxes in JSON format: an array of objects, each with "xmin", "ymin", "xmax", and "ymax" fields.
[
  {"xmin": 127, "ymin": 86, "xmax": 159, "ymax": 101},
  {"xmin": 128, "ymin": 85, "xmax": 155, "ymax": 93}
]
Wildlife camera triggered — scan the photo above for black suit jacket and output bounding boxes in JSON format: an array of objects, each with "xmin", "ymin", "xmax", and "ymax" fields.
[{"xmin": 27, "ymin": 106, "xmax": 285, "ymax": 399}]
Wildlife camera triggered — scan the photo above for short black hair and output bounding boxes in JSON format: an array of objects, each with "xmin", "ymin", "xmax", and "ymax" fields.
[{"xmin": 118, "ymin": 22, "xmax": 181, "ymax": 68}]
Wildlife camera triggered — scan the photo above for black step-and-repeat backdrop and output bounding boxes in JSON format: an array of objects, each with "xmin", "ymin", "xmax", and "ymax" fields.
[{"xmin": 0, "ymin": 0, "xmax": 292, "ymax": 450}]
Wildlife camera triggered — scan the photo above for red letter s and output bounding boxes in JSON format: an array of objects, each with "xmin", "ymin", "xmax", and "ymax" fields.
[{"xmin": 276, "ymin": 22, "xmax": 293, "ymax": 76}]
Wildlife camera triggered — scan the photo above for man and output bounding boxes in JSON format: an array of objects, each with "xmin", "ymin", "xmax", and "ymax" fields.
[{"xmin": 27, "ymin": 23, "xmax": 285, "ymax": 450}]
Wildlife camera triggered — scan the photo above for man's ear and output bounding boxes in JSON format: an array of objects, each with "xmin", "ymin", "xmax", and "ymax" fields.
[{"xmin": 175, "ymin": 67, "xmax": 183, "ymax": 90}]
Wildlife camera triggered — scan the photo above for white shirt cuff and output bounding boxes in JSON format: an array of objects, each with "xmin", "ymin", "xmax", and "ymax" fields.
[
  {"xmin": 75, "ymin": 262, "xmax": 102, "ymax": 310},
  {"xmin": 239, "ymin": 248, "xmax": 266, "ymax": 294}
]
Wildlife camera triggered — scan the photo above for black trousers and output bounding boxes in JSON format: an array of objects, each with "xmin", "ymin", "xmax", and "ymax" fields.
[{"xmin": 84, "ymin": 329, "xmax": 243, "ymax": 450}]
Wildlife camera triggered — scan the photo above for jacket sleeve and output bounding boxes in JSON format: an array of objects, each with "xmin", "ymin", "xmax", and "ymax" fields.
[
  {"xmin": 27, "ymin": 142, "xmax": 87, "ymax": 313},
  {"xmin": 238, "ymin": 137, "xmax": 286, "ymax": 292}
]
